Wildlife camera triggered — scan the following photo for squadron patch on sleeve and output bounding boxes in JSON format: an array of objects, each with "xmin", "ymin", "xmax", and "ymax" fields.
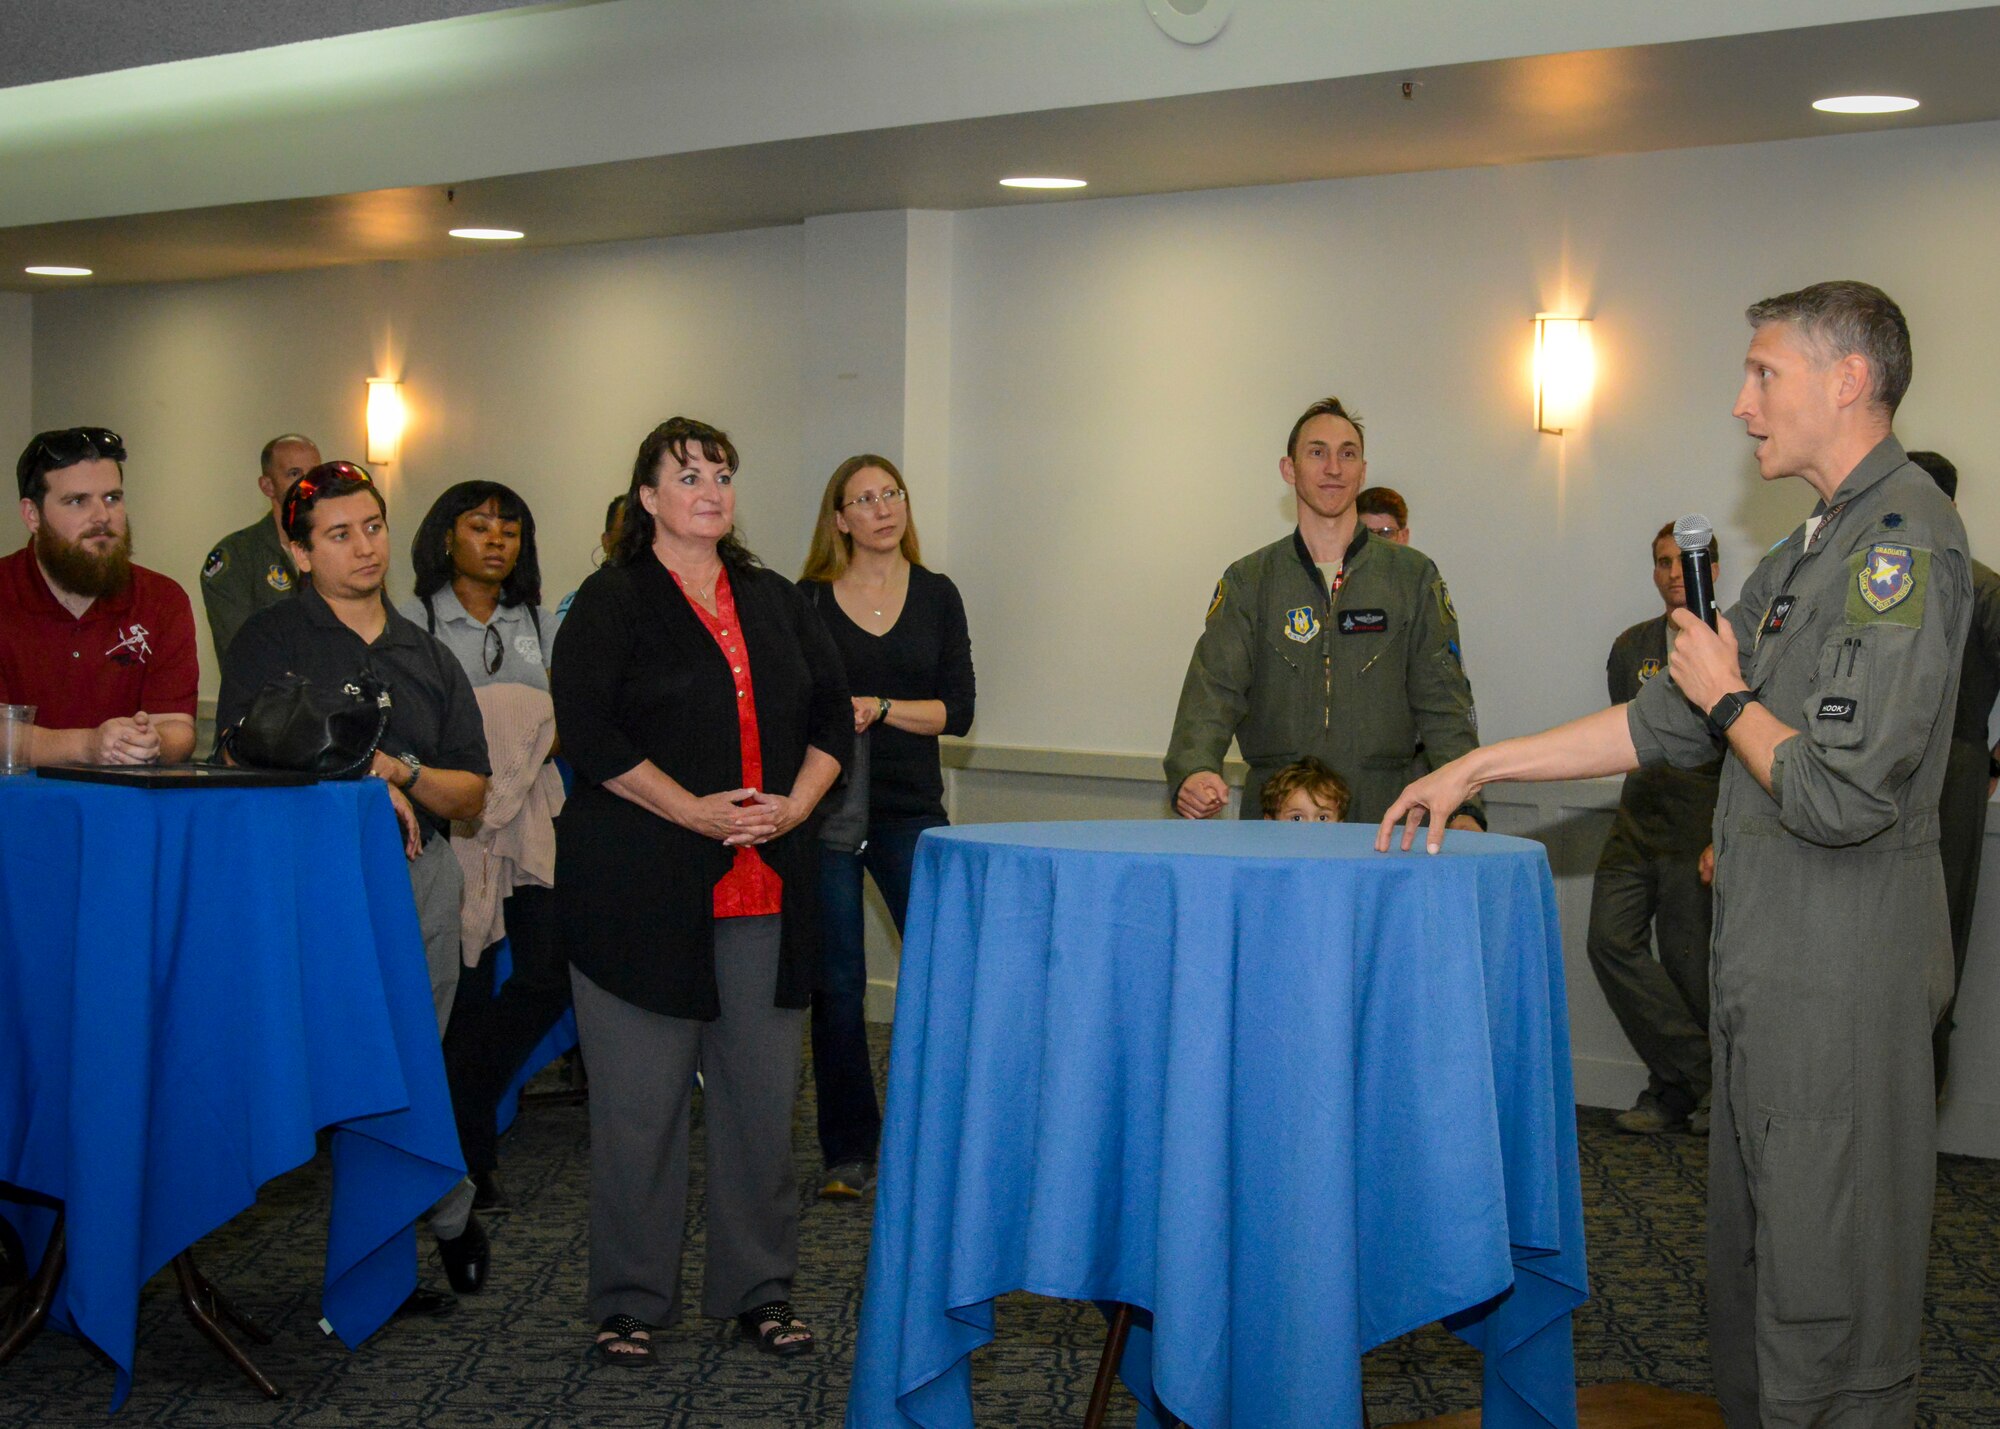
[
  {"xmin": 1435, "ymin": 580, "xmax": 1458, "ymax": 626},
  {"xmin": 1847, "ymin": 543, "xmax": 1926, "ymax": 627},
  {"xmin": 1206, "ymin": 580, "xmax": 1225, "ymax": 622},
  {"xmin": 202, "ymin": 547, "xmax": 228, "ymax": 581}
]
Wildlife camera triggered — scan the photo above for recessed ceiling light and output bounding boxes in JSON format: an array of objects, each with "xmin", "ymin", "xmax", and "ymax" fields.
[
  {"xmin": 1812, "ymin": 95, "xmax": 1919, "ymax": 114},
  {"xmin": 999, "ymin": 177, "xmax": 1088, "ymax": 190},
  {"xmin": 24, "ymin": 265, "xmax": 92, "ymax": 276},
  {"xmin": 448, "ymin": 227, "xmax": 525, "ymax": 240}
]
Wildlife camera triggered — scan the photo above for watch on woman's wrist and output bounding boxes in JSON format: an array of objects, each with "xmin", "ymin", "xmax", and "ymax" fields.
[{"xmin": 876, "ymin": 696, "xmax": 891, "ymax": 723}]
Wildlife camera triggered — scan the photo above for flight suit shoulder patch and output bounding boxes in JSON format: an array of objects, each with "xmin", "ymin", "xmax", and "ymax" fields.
[
  {"xmin": 1206, "ymin": 579, "xmax": 1225, "ymax": 621},
  {"xmin": 1434, "ymin": 579, "xmax": 1457, "ymax": 626},
  {"xmin": 202, "ymin": 546, "xmax": 228, "ymax": 581},
  {"xmin": 1846, "ymin": 543, "xmax": 1927, "ymax": 628}
]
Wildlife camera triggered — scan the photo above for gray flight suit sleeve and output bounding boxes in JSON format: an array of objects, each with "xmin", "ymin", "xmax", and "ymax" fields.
[
  {"xmin": 1164, "ymin": 570, "xmax": 1254, "ymax": 794},
  {"xmin": 201, "ymin": 550, "xmax": 259, "ymax": 663},
  {"xmin": 1625, "ymin": 602, "xmax": 1753, "ymax": 771},
  {"xmin": 1405, "ymin": 564, "xmax": 1483, "ymax": 821},
  {"xmin": 1769, "ymin": 544, "xmax": 1970, "ymax": 848}
]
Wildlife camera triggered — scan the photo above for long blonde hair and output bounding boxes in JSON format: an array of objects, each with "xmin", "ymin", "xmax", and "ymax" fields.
[{"xmin": 799, "ymin": 454, "xmax": 923, "ymax": 582}]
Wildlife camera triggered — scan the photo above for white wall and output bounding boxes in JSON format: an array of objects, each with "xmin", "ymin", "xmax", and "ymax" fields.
[
  {"xmin": 0, "ymin": 293, "xmax": 29, "ymax": 558},
  {"xmin": 32, "ymin": 226, "xmax": 811, "ymax": 693},
  {"xmin": 945, "ymin": 119, "xmax": 2000, "ymax": 753}
]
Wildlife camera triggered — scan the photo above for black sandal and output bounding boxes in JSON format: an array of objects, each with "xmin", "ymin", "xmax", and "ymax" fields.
[
  {"xmin": 593, "ymin": 1313, "xmax": 655, "ymax": 1366},
  {"xmin": 737, "ymin": 1301, "xmax": 815, "ymax": 1357}
]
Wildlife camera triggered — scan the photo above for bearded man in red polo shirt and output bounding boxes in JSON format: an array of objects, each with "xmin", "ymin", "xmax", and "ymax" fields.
[{"xmin": 2, "ymin": 427, "xmax": 198, "ymax": 766}]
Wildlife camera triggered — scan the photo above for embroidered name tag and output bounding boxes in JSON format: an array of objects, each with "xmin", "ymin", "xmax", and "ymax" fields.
[
  {"xmin": 1816, "ymin": 696, "xmax": 1857, "ymax": 722},
  {"xmin": 1761, "ymin": 595, "xmax": 1797, "ymax": 637},
  {"xmin": 1338, "ymin": 608, "xmax": 1388, "ymax": 634}
]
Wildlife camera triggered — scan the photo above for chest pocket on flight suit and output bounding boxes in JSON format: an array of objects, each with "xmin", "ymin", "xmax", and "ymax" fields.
[{"xmin": 1803, "ymin": 633, "xmax": 1870, "ymax": 750}]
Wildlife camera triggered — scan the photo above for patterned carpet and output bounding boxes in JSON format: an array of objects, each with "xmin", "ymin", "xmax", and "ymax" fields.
[{"xmin": 6, "ymin": 1030, "xmax": 1998, "ymax": 1426}]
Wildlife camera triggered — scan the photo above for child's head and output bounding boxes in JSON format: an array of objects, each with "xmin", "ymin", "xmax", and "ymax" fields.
[{"xmin": 1260, "ymin": 758, "xmax": 1350, "ymax": 822}]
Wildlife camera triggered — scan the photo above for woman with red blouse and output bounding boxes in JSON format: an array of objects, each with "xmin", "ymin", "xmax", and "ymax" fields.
[{"xmin": 551, "ymin": 417, "xmax": 851, "ymax": 1366}]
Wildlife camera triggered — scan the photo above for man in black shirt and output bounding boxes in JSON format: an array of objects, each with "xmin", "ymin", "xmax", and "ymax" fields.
[
  {"xmin": 1586, "ymin": 523, "xmax": 1721, "ymax": 1135},
  {"xmin": 216, "ymin": 461, "xmax": 492, "ymax": 1317}
]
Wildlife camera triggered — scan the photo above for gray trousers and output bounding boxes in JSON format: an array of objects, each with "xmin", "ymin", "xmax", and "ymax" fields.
[
  {"xmin": 409, "ymin": 833, "xmax": 475, "ymax": 1242},
  {"xmin": 570, "ymin": 916, "xmax": 804, "ymax": 1327},
  {"xmin": 1585, "ymin": 827, "xmax": 1713, "ymax": 1112}
]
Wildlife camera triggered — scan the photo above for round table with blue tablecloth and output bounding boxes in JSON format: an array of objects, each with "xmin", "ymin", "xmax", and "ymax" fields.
[{"xmin": 848, "ymin": 819, "xmax": 1588, "ymax": 1429}]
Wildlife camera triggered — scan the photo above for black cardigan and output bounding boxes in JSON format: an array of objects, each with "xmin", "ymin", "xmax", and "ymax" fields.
[{"xmin": 552, "ymin": 556, "xmax": 853, "ymax": 1018}]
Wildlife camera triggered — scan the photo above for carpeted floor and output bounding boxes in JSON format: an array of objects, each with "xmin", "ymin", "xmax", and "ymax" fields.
[{"xmin": 6, "ymin": 1029, "xmax": 1999, "ymax": 1426}]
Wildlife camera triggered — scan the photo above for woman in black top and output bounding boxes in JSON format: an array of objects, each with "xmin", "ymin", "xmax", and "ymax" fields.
[
  {"xmin": 553, "ymin": 418, "xmax": 850, "ymax": 1364},
  {"xmin": 798, "ymin": 454, "xmax": 975, "ymax": 1199}
]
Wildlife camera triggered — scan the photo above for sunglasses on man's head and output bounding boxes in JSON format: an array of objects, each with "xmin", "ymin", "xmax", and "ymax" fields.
[
  {"xmin": 281, "ymin": 461, "xmax": 375, "ymax": 533},
  {"xmin": 25, "ymin": 426, "xmax": 126, "ymax": 474}
]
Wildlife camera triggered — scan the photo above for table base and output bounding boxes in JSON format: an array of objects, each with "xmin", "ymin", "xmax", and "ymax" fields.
[
  {"xmin": 1084, "ymin": 1300, "xmax": 1377, "ymax": 1429},
  {"xmin": 0, "ymin": 1218, "xmax": 282, "ymax": 1400},
  {"xmin": 0, "ymin": 1212, "xmax": 65, "ymax": 1365}
]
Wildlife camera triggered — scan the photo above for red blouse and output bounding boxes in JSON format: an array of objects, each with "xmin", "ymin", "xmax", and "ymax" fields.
[{"xmin": 673, "ymin": 567, "xmax": 784, "ymax": 919}]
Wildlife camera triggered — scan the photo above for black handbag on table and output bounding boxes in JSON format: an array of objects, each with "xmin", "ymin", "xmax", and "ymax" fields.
[{"xmin": 217, "ymin": 672, "xmax": 393, "ymax": 779}]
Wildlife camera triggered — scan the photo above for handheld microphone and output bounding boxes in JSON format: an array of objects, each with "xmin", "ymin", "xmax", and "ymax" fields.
[{"xmin": 1673, "ymin": 514, "xmax": 1719, "ymax": 630}]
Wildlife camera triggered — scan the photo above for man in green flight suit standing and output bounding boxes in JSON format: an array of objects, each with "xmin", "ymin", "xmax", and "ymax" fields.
[
  {"xmin": 1165, "ymin": 396, "xmax": 1483, "ymax": 828},
  {"xmin": 1588, "ymin": 522, "xmax": 1722, "ymax": 1137},
  {"xmin": 198, "ymin": 432, "xmax": 320, "ymax": 659},
  {"xmin": 1380, "ymin": 281, "xmax": 1966, "ymax": 1427}
]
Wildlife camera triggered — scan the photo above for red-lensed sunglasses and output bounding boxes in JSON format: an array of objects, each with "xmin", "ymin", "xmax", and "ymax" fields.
[{"xmin": 281, "ymin": 461, "xmax": 375, "ymax": 533}]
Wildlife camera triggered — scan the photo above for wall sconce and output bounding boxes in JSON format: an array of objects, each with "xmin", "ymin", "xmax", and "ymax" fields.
[
  {"xmin": 366, "ymin": 379, "xmax": 405, "ymax": 464},
  {"xmin": 1534, "ymin": 315, "xmax": 1594, "ymax": 434}
]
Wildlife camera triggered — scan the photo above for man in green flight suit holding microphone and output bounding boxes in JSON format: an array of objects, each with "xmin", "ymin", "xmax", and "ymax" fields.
[{"xmin": 1165, "ymin": 396, "xmax": 1484, "ymax": 828}]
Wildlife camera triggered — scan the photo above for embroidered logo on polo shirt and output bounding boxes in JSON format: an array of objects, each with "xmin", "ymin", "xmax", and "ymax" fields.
[
  {"xmin": 105, "ymin": 624, "xmax": 152, "ymax": 665},
  {"xmin": 514, "ymin": 634, "xmax": 542, "ymax": 660}
]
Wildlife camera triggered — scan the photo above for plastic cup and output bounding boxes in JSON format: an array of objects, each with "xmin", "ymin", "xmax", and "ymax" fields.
[{"xmin": 0, "ymin": 704, "xmax": 34, "ymax": 774}]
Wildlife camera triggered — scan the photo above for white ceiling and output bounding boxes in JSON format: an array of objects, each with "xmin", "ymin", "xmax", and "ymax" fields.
[{"xmin": 2, "ymin": 3, "xmax": 1994, "ymax": 291}]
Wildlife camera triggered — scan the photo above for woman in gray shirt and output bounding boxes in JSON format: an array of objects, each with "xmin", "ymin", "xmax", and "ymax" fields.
[{"xmin": 401, "ymin": 480, "xmax": 564, "ymax": 1215}]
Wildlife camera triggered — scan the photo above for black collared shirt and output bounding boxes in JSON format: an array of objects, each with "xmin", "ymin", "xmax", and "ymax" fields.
[{"xmin": 216, "ymin": 584, "xmax": 490, "ymax": 837}]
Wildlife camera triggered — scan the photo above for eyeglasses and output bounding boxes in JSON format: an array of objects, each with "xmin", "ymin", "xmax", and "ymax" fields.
[
  {"xmin": 1363, "ymin": 522, "xmax": 1403, "ymax": 536},
  {"xmin": 281, "ymin": 461, "xmax": 375, "ymax": 533},
  {"xmin": 482, "ymin": 623, "xmax": 505, "ymax": 675},
  {"xmin": 841, "ymin": 488, "xmax": 907, "ymax": 511},
  {"xmin": 23, "ymin": 426, "xmax": 126, "ymax": 474}
]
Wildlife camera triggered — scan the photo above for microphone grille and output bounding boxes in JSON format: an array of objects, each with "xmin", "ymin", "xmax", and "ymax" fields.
[{"xmin": 1673, "ymin": 513, "xmax": 1714, "ymax": 552}]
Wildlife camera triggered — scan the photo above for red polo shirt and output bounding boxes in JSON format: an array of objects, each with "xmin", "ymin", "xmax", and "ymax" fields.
[
  {"xmin": 0, "ymin": 546, "xmax": 199, "ymax": 729},
  {"xmin": 671, "ymin": 566, "xmax": 784, "ymax": 920}
]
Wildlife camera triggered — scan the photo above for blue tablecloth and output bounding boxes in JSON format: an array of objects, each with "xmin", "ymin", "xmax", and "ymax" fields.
[
  {"xmin": 848, "ymin": 820, "xmax": 1588, "ymax": 1429},
  {"xmin": 0, "ymin": 777, "xmax": 465, "ymax": 1408}
]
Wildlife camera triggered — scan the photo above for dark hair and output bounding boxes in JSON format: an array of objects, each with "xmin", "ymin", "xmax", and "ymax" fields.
[
  {"xmin": 1356, "ymin": 487, "xmax": 1407, "ymax": 527},
  {"xmin": 260, "ymin": 433, "xmax": 316, "ymax": 476},
  {"xmin": 282, "ymin": 461, "xmax": 386, "ymax": 547},
  {"xmin": 1286, "ymin": 397, "xmax": 1365, "ymax": 461},
  {"xmin": 1906, "ymin": 450, "xmax": 1958, "ymax": 502},
  {"xmin": 410, "ymin": 480, "xmax": 542, "ymax": 607},
  {"xmin": 1260, "ymin": 756, "xmax": 1352, "ymax": 819},
  {"xmin": 1653, "ymin": 520, "xmax": 1717, "ymax": 566},
  {"xmin": 17, "ymin": 426, "xmax": 125, "ymax": 504},
  {"xmin": 602, "ymin": 494, "xmax": 625, "ymax": 536},
  {"xmin": 1745, "ymin": 281, "xmax": 1912, "ymax": 416},
  {"xmin": 611, "ymin": 417, "xmax": 762, "ymax": 572}
]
